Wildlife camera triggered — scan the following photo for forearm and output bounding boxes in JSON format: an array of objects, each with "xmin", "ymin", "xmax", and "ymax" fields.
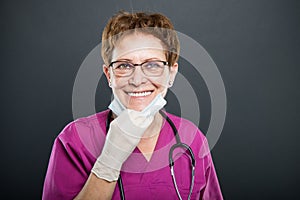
[{"xmin": 74, "ymin": 173, "xmax": 117, "ymax": 200}]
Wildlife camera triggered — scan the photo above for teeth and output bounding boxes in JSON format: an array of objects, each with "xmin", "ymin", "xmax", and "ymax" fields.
[{"xmin": 128, "ymin": 91, "xmax": 152, "ymax": 97}]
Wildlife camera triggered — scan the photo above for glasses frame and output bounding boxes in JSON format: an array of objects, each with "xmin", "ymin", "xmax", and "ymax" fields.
[{"xmin": 109, "ymin": 60, "xmax": 169, "ymax": 77}]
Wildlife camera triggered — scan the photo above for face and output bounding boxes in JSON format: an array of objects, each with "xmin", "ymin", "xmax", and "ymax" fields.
[{"xmin": 103, "ymin": 33, "xmax": 178, "ymax": 111}]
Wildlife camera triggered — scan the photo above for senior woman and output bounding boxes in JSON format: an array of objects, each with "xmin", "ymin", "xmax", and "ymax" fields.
[{"xmin": 42, "ymin": 11, "xmax": 223, "ymax": 200}]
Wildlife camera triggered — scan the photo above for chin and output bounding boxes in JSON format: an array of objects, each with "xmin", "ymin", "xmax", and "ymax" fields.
[
  {"xmin": 126, "ymin": 96, "xmax": 155, "ymax": 111},
  {"xmin": 127, "ymin": 104, "xmax": 147, "ymax": 111}
]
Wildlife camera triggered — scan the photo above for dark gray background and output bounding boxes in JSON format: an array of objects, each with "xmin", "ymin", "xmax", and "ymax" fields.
[{"xmin": 1, "ymin": 0, "xmax": 299, "ymax": 199}]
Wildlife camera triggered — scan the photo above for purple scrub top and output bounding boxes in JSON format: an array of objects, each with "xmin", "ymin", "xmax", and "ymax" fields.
[{"xmin": 42, "ymin": 110, "xmax": 223, "ymax": 200}]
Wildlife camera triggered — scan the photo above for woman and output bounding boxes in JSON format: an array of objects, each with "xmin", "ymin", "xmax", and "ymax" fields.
[{"xmin": 42, "ymin": 11, "xmax": 223, "ymax": 200}]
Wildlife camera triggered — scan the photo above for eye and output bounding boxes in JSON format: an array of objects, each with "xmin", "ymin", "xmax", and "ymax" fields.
[
  {"xmin": 144, "ymin": 61, "xmax": 162, "ymax": 69},
  {"xmin": 115, "ymin": 62, "xmax": 133, "ymax": 70}
]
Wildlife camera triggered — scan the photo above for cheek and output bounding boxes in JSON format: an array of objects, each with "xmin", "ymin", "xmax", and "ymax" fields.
[
  {"xmin": 111, "ymin": 77, "xmax": 127, "ymax": 89},
  {"xmin": 149, "ymin": 75, "xmax": 170, "ymax": 89}
]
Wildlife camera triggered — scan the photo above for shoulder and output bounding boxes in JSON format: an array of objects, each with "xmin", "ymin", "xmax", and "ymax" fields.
[
  {"xmin": 165, "ymin": 112, "xmax": 208, "ymax": 155},
  {"xmin": 165, "ymin": 112, "xmax": 205, "ymax": 138},
  {"xmin": 57, "ymin": 110, "xmax": 109, "ymax": 148}
]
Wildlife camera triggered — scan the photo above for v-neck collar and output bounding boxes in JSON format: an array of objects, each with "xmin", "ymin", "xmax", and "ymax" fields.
[{"xmin": 132, "ymin": 115, "xmax": 172, "ymax": 163}]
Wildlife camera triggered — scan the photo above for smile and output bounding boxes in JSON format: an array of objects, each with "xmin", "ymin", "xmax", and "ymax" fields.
[{"xmin": 127, "ymin": 91, "xmax": 152, "ymax": 97}]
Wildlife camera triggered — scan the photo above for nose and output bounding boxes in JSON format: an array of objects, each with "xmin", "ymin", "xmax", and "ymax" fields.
[{"xmin": 129, "ymin": 65, "xmax": 147, "ymax": 86}]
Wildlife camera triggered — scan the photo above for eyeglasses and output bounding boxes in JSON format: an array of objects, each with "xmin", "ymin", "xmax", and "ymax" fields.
[{"xmin": 109, "ymin": 60, "xmax": 168, "ymax": 77}]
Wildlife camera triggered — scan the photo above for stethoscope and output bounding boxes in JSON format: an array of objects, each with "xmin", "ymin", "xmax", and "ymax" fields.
[{"xmin": 106, "ymin": 110, "xmax": 196, "ymax": 200}]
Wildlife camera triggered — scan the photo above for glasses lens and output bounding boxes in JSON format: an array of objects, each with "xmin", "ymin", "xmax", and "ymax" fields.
[
  {"xmin": 142, "ymin": 61, "xmax": 166, "ymax": 76},
  {"xmin": 112, "ymin": 62, "xmax": 134, "ymax": 76}
]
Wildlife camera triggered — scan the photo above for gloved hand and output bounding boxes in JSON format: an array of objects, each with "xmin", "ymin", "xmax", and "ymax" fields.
[{"xmin": 92, "ymin": 94, "xmax": 166, "ymax": 181}]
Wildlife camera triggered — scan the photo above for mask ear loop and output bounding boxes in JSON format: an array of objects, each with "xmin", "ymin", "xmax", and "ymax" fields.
[{"xmin": 169, "ymin": 143, "xmax": 196, "ymax": 200}]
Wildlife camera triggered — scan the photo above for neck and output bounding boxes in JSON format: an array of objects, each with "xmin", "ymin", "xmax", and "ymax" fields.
[
  {"xmin": 142, "ymin": 112, "xmax": 163, "ymax": 139},
  {"xmin": 137, "ymin": 113, "xmax": 163, "ymax": 161}
]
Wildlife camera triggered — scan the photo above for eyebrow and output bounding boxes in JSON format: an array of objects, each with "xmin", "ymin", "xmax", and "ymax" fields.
[
  {"xmin": 114, "ymin": 58, "xmax": 132, "ymax": 62},
  {"xmin": 114, "ymin": 58, "xmax": 163, "ymax": 63}
]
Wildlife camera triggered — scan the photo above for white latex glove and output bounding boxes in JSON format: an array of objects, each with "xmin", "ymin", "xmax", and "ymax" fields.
[{"xmin": 92, "ymin": 94, "xmax": 166, "ymax": 181}]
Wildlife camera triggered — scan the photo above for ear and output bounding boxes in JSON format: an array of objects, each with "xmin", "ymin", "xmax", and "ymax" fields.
[
  {"xmin": 168, "ymin": 62, "xmax": 178, "ymax": 87},
  {"xmin": 103, "ymin": 64, "xmax": 112, "ymax": 87}
]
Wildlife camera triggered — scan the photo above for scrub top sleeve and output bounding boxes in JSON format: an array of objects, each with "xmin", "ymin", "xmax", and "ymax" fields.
[
  {"xmin": 202, "ymin": 154, "xmax": 223, "ymax": 200},
  {"xmin": 42, "ymin": 122, "xmax": 94, "ymax": 200}
]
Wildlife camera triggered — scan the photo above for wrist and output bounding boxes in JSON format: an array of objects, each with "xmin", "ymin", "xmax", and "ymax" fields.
[{"xmin": 92, "ymin": 159, "xmax": 120, "ymax": 182}]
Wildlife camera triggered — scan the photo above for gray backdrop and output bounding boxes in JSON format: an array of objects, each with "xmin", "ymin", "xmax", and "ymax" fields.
[{"xmin": 1, "ymin": 0, "xmax": 299, "ymax": 199}]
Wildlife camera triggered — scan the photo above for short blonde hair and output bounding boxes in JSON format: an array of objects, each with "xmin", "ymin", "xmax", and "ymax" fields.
[{"xmin": 101, "ymin": 11, "xmax": 180, "ymax": 66}]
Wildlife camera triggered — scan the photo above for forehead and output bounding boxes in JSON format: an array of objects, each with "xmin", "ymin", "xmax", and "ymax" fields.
[{"xmin": 112, "ymin": 33, "xmax": 166, "ymax": 60}]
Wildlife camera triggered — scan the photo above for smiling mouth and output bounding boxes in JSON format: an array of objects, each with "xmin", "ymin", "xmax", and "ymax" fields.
[{"xmin": 127, "ymin": 91, "xmax": 153, "ymax": 97}]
